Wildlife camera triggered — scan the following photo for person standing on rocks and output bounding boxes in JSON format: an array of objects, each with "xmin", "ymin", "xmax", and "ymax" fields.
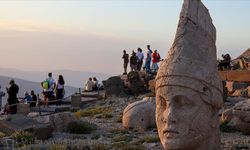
[
  {"xmin": 122, "ymin": 50, "xmax": 129, "ymax": 75},
  {"xmin": 151, "ymin": 50, "xmax": 161, "ymax": 73},
  {"xmin": 6, "ymin": 80, "xmax": 19, "ymax": 114},
  {"xmin": 146, "ymin": 45, "xmax": 153, "ymax": 69},
  {"xmin": 41, "ymin": 72, "xmax": 56, "ymax": 107},
  {"xmin": 0, "ymin": 85, "xmax": 5, "ymax": 111},
  {"xmin": 145, "ymin": 53, "xmax": 151, "ymax": 74},
  {"xmin": 136, "ymin": 48, "xmax": 144, "ymax": 71},
  {"xmin": 130, "ymin": 51, "xmax": 137, "ymax": 72},
  {"xmin": 55, "ymin": 75, "xmax": 65, "ymax": 105}
]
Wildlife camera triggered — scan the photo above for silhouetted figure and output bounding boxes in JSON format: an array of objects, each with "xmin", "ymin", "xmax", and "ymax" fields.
[
  {"xmin": 218, "ymin": 53, "xmax": 231, "ymax": 70},
  {"xmin": 55, "ymin": 75, "xmax": 65, "ymax": 105},
  {"xmin": 122, "ymin": 50, "xmax": 129, "ymax": 75},
  {"xmin": 130, "ymin": 51, "xmax": 137, "ymax": 71},
  {"xmin": 6, "ymin": 80, "xmax": 19, "ymax": 114}
]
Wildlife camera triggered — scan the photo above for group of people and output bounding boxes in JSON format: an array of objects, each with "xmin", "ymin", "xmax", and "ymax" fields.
[
  {"xmin": 0, "ymin": 72, "xmax": 66, "ymax": 114},
  {"xmin": 218, "ymin": 53, "xmax": 232, "ymax": 71},
  {"xmin": 41, "ymin": 72, "xmax": 65, "ymax": 107},
  {"xmin": 84, "ymin": 77, "xmax": 101, "ymax": 92},
  {"xmin": 122, "ymin": 45, "xmax": 161, "ymax": 74}
]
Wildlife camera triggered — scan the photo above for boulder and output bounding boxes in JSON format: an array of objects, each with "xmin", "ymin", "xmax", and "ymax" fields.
[
  {"xmin": 148, "ymin": 79, "xmax": 155, "ymax": 93},
  {"xmin": 127, "ymin": 71, "xmax": 146, "ymax": 95},
  {"xmin": 227, "ymin": 99, "xmax": 250, "ymax": 134},
  {"xmin": 32, "ymin": 124, "xmax": 53, "ymax": 140},
  {"xmin": 102, "ymin": 76, "xmax": 127, "ymax": 97},
  {"xmin": 122, "ymin": 97, "xmax": 156, "ymax": 130},
  {"xmin": 49, "ymin": 112, "xmax": 77, "ymax": 132}
]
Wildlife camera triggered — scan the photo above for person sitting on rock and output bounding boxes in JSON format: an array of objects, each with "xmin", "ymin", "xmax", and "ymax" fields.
[
  {"xmin": 30, "ymin": 90, "xmax": 37, "ymax": 107},
  {"xmin": 92, "ymin": 77, "xmax": 99, "ymax": 91},
  {"xmin": 218, "ymin": 53, "xmax": 231, "ymax": 70},
  {"xmin": 22, "ymin": 91, "xmax": 32, "ymax": 104},
  {"xmin": 84, "ymin": 77, "xmax": 94, "ymax": 92}
]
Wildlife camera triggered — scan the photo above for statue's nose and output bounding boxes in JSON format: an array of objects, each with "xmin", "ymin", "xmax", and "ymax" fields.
[{"xmin": 162, "ymin": 106, "xmax": 177, "ymax": 124}]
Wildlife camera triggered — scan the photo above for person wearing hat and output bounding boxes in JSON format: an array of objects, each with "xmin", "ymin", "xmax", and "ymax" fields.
[
  {"xmin": 0, "ymin": 85, "xmax": 5, "ymax": 111},
  {"xmin": 6, "ymin": 80, "xmax": 19, "ymax": 114}
]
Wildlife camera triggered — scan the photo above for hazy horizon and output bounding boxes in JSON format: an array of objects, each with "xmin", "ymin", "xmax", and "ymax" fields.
[
  {"xmin": 0, "ymin": 0, "xmax": 249, "ymax": 75},
  {"xmin": 0, "ymin": 67, "xmax": 111, "ymax": 88}
]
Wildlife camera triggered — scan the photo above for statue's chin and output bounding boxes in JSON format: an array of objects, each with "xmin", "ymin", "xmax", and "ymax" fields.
[{"xmin": 161, "ymin": 134, "xmax": 204, "ymax": 150}]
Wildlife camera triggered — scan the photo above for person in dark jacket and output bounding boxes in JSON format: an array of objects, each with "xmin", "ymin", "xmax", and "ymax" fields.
[
  {"xmin": 6, "ymin": 80, "xmax": 19, "ymax": 114},
  {"xmin": 30, "ymin": 90, "xmax": 37, "ymax": 107}
]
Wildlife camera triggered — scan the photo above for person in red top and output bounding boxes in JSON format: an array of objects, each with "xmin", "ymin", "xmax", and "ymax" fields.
[{"xmin": 152, "ymin": 50, "xmax": 161, "ymax": 73}]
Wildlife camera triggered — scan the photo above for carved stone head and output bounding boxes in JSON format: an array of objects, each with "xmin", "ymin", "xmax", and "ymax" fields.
[{"xmin": 155, "ymin": 0, "xmax": 223, "ymax": 149}]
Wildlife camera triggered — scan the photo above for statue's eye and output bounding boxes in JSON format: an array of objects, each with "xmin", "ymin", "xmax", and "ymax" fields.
[{"xmin": 174, "ymin": 95, "xmax": 193, "ymax": 108}]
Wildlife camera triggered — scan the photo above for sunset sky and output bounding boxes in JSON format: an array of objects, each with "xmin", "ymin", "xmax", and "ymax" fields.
[{"xmin": 0, "ymin": 0, "xmax": 249, "ymax": 75}]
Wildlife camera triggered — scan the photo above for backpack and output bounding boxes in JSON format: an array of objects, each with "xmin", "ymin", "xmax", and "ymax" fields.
[
  {"xmin": 43, "ymin": 79, "xmax": 50, "ymax": 90},
  {"xmin": 130, "ymin": 56, "xmax": 137, "ymax": 65}
]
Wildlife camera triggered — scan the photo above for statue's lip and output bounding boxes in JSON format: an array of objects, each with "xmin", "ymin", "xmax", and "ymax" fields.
[{"xmin": 163, "ymin": 129, "xmax": 179, "ymax": 134}]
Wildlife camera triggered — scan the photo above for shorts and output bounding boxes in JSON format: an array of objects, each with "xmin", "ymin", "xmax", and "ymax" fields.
[{"xmin": 43, "ymin": 91, "xmax": 53, "ymax": 99}]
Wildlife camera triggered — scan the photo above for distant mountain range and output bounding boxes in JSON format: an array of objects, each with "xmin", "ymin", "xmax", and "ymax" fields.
[{"xmin": 0, "ymin": 68, "xmax": 111, "ymax": 88}]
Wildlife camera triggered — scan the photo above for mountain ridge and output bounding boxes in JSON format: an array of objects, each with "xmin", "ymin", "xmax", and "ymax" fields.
[{"xmin": 0, "ymin": 68, "xmax": 111, "ymax": 88}]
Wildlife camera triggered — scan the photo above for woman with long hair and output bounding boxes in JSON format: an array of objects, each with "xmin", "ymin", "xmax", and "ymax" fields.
[{"xmin": 55, "ymin": 75, "xmax": 65, "ymax": 105}]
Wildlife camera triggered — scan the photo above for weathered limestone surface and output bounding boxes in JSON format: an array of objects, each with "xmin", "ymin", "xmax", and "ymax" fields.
[
  {"xmin": 227, "ymin": 99, "xmax": 250, "ymax": 135},
  {"xmin": 127, "ymin": 71, "xmax": 146, "ymax": 95},
  {"xmin": 122, "ymin": 97, "xmax": 156, "ymax": 130},
  {"xmin": 102, "ymin": 76, "xmax": 127, "ymax": 97},
  {"xmin": 155, "ymin": 0, "xmax": 223, "ymax": 149}
]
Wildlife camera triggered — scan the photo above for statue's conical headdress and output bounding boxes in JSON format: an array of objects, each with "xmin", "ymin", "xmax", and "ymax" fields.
[{"xmin": 156, "ymin": 0, "xmax": 223, "ymax": 109}]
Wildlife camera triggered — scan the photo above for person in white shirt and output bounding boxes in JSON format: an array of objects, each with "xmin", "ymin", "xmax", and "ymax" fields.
[
  {"xmin": 84, "ymin": 77, "xmax": 94, "ymax": 92},
  {"xmin": 136, "ymin": 48, "xmax": 144, "ymax": 71},
  {"xmin": 41, "ymin": 72, "xmax": 56, "ymax": 107},
  {"xmin": 0, "ymin": 85, "xmax": 5, "ymax": 111}
]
